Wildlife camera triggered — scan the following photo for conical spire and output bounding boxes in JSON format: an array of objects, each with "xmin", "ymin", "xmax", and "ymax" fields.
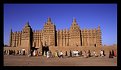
[
  {"xmin": 10, "ymin": 28, "xmax": 12, "ymax": 33},
  {"xmin": 72, "ymin": 18, "xmax": 77, "ymax": 25},
  {"xmin": 47, "ymin": 17, "xmax": 51, "ymax": 22},
  {"xmin": 98, "ymin": 25, "xmax": 100, "ymax": 30},
  {"xmin": 73, "ymin": 18, "xmax": 76, "ymax": 23},
  {"xmin": 25, "ymin": 21, "xmax": 30, "ymax": 27},
  {"xmin": 70, "ymin": 18, "xmax": 80, "ymax": 30}
]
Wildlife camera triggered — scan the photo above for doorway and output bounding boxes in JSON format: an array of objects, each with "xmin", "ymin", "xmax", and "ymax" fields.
[{"xmin": 42, "ymin": 45, "xmax": 49, "ymax": 56}]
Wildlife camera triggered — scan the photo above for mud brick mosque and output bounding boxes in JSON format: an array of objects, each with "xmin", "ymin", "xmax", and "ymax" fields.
[{"xmin": 4, "ymin": 17, "xmax": 103, "ymax": 55}]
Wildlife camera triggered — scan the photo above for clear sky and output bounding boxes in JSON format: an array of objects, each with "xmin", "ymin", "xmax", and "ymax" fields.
[{"xmin": 4, "ymin": 4, "xmax": 117, "ymax": 46}]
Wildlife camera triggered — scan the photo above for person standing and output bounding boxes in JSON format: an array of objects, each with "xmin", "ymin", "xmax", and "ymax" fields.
[
  {"xmin": 33, "ymin": 50, "xmax": 35, "ymax": 56},
  {"xmin": 114, "ymin": 50, "xmax": 117, "ymax": 57},
  {"xmin": 100, "ymin": 50, "xmax": 104, "ymax": 57},
  {"xmin": 88, "ymin": 50, "xmax": 91, "ymax": 57},
  {"xmin": 59, "ymin": 51, "xmax": 63, "ymax": 58},
  {"xmin": 109, "ymin": 50, "xmax": 113, "ymax": 58},
  {"xmin": 65, "ymin": 51, "xmax": 68, "ymax": 56},
  {"xmin": 83, "ymin": 50, "xmax": 87, "ymax": 58},
  {"xmin": 80, "ymin": 51, "xmax": 82, "ymax": 56},
  {"xmin": 49, "ymin": 51, "xmax": 52, "ymax": 57},
  {"xmin": 112, "ymin": 50, "xmax": 114, "ymax": 57},
  {"xmin": 43, "ymin": 51, "xmax": 46, "ymax": 56},
  {"xmin": 69, "ymin": 50, "xmax": 72, "ymax": 57},
  {"xmin": 93, "ymin": 50, "xmax": 98, "ymax": 57},
  {"xmin": 47, "ymin": 51, "xmax": 50, "ymax": 58},
  {"xmin": 54, "ymin": 51, "xmax": 58, "ymax": 57}
]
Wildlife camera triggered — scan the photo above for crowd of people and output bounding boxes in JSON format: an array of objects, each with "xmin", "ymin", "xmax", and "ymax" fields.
[
  {"xmin": 4, "ymin": 49, "xmax": 117, "ymax": 59},
  {"xmin": 4, "ymin": 50, "xmax": 25, "ymax": 55},
  {"xmin": 40, "ymin": 50, "xmax": 117, "ymax": 58},
  {"xmin": 109, "ymin": 50, "xmax": 117, "ymax": 58}
]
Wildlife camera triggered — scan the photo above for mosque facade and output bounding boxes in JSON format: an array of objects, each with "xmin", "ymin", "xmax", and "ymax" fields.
[{"xmin": 4, "ymin": 17, "xmax": 102, "ymax": 55}]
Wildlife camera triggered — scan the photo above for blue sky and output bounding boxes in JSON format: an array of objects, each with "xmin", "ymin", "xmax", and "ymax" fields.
[{"xmin": 4, "ymin": 4, "xmax": 117, "ymax": 46}]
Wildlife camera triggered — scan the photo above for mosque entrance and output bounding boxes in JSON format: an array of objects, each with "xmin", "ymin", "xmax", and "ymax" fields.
[{"xmin": 42, "ymin": 45, "xmax": 49, "ymax": 56}]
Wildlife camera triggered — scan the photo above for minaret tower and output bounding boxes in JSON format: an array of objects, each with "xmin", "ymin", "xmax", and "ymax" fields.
[
  {"xmin": 43, "ymin": 17, "xmax": 56, "ymax": 46},
  {"xmin": 69, "ymin": 18, "xmax": 81, "ymax": 46},
  {"xmin": 21, "ymin": 21, "xmax": 32, "ymax": 55},
  {"xmin": 96, "ymin": 25, "xmax": 102, "ymax": 47}
]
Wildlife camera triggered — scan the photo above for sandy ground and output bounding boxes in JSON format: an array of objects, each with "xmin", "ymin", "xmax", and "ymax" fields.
[{"xmin": 4, "ymin": 55, "xmax": 117, "ymax": 66}]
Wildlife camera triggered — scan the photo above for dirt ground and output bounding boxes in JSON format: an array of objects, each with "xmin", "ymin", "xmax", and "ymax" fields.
[{"xmin": 4, "ymin": 55, "xmax": 117, "ymax": 66}]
